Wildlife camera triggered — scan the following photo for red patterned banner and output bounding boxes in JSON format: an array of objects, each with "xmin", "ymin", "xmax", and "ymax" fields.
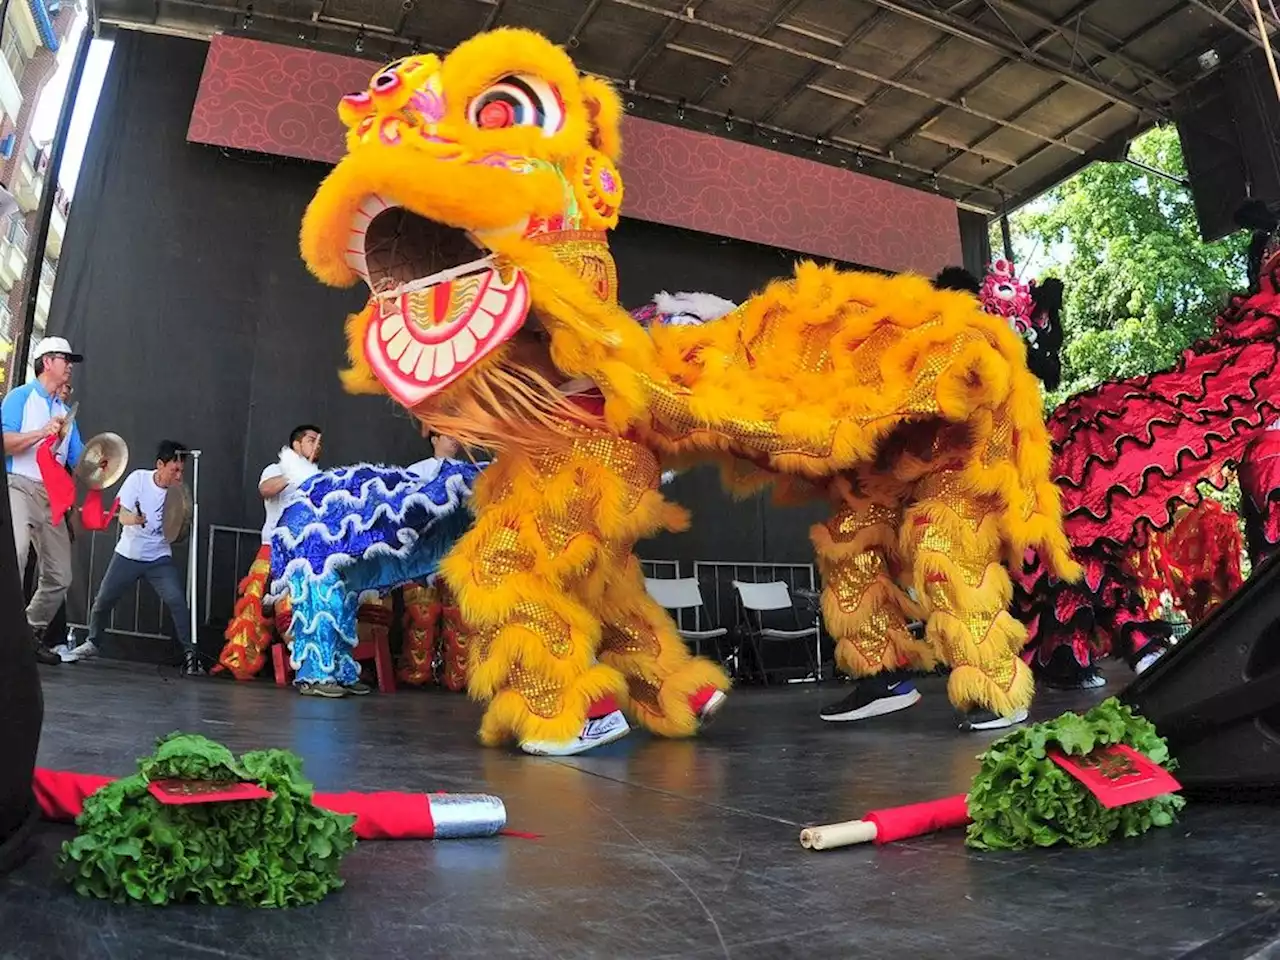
[{"xmin": 187, "ymin": 35, "xmax": 960, "ymax": 274}]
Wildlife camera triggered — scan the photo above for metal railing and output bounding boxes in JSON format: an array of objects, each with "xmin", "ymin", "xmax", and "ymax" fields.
[
  {"xmin": 204, "ymin": 524, "xmax": 262, "ymax": 626},
  {"xmin": 200, "ymin": 533, "xmax": 827, "ymax": 676},
  {"xmin": 66, "ymin": 530, "xmax": 174, "ymax": 642}
]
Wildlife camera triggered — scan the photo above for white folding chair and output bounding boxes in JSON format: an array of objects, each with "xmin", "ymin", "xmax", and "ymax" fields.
[
  {"xmin": 644, "ymin": 577, "xmax": 727, "ymax": 656},
  {"xmin": 732, "ymin": 580, "xmax": 821, "ymax": 684}
]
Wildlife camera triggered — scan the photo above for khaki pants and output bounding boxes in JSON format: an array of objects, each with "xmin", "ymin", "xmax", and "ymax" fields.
[{"xmin": 8, "ymin": 474, "xmax": 72, "ymax": 629}]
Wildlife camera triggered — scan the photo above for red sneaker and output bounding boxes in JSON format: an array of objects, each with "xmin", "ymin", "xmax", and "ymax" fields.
[{"xmin": 689, "ymin": 685, "xmax": 727, "ymax": 724}]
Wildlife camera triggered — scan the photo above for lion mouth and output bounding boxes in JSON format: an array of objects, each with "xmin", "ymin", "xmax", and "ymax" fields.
[{"xmin": 345, "ymin": 194, "xmax": 530, "ymax": 407}]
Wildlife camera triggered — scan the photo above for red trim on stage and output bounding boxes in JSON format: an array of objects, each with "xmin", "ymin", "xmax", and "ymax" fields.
[{"xmin": 186, "ymin": 35, "xmax": 961, "ymax": 275}]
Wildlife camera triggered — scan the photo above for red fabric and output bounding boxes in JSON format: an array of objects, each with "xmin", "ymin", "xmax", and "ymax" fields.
[
  {"xmin": 1239, "ymin": 429, "xmax": 1280, "ymax": 550},
  {"xmin": 36, "ymin": 435, "xmax": 77, "ymax": 525},
  {"xmin": 586, "ymin": 695, "xmax": 619, "ymax": 720},
  {"xmin": 1050, "ymin": 278, "xmax": 1280, "ymax": 551},
  {"xmin": 688, "ymin": 685, "xmax": 717, "ymax": 716},
  {"xmin": 312, "ymin": 791, "xmax": 435, "ymax": 839},
  {"xmin": 32, "ymin": 769, "xmax": 441, "ymax": 840},
  {"xmin": 33, "ymin": 769, "xmax": 114, "ymax": 821},
  {"xmin": 79, "ymin": 488, "xmax": 120, "ymax": 532},
  {"xmin": 864, "ymin": 794, "xmax": 971, "ymax": 843}
]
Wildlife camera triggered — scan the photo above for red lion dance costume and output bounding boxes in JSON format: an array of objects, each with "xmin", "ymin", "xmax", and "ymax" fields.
[{"xmin": 1000, "ymin": 206, "xmax": 1280, "ymax": 687}]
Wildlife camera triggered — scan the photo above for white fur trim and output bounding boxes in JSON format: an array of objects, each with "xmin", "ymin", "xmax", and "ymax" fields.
[
  {"xmin": 278, "ymin": 446, "xmax": 321, "ymax": 487},
  {"xmin": 652, "ymin": 291, "xmax": 738, "ymax": 324}
]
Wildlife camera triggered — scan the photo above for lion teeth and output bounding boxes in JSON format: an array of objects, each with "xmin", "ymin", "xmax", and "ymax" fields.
[
  {"xmin": 480, "ymin": 289, "xmax": 507, "ymax": 314},
  {"xmin": 415, "ymin": 344, "xmax": 437, "ymax": 381},
  {"xmin": 433, "ymin": 342, "xmax": 455, "ymax": 379},
  {"xmin": 452, "ymin": 327, "xmax": 477, "ymax": 363},
  {"xmin": 469, "ymin": 311, "xmax": 494, "ymax": 338},
  {"xmin": 381, "ymin": 314, "xmax": 405, "ymax": 342},
  {"xmin": 398, "ymin": 340, "xmax": 423, "ymax": 374},
  {"xmin": 387, "ymin": 328, "xmax": 411, "ymax": 361}
]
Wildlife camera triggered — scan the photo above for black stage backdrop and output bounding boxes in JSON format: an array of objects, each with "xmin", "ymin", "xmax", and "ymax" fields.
[{"xmin": 50, "ymin": 31, "xmax": 874, "ymax": 633}]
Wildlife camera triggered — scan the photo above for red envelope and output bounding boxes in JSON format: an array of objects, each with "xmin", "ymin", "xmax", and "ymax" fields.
[
  {"xmin": 1048, "ymin": 743, "xmax": 1181, "ymax": 809},
  {"xmin": 148, "ymin": 779, "xmax": 274, "ymax": 805}
]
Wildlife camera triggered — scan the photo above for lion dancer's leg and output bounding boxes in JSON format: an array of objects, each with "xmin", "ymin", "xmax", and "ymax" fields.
[
  {"xmin": 597, "ymin": 555, "xmax": 730, "ymax": 736},
  {"xmin": 902, "ymin": 469, "xmax": 1033, "ymax": 731},
  {"xmin": 442, "ymin": 435, "xmax": 727, "ymax": 755},
  {"xmin": 812, "ymin": 473, "xmax": 935, "ymax": 723},
  {"xmin": 214, "ymin": 545, "xmax": 275, "ymax": 679},
  {"xmin": 440, "ymin": 445, "xmax": 634, "ymax": 755},
  {"xmin": 397, "ymin": 581, "xmax": 441, "ymax": 686},
  {"xmin": 285, "ymin": 568, "xmax": 364, "ymax": 697},
  {"xmin": 438, "ymin": 579, "xmax": 471, "ymax": 692}
]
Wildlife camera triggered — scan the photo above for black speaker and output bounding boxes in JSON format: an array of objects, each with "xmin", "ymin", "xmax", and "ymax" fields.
[
  {"xmin": 0, "ymin": 453, "xmax": 43, "ymax": 875},
  {"xmin": 1177, "ymin": 47, "xmax": 1280, "ymax": 243},
  {"xmin": 1124, "ymin": 551, "xmax": 1280, "ymax": 795}
]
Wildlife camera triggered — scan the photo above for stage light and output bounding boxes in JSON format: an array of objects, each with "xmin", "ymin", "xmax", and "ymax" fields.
[
  {"xmin": 1198, "ymin": 48, "xmax": 1220, "ymax": 72},
  {"xmin": 677, "ymin": 98, "xmax": 686, "ymax": 120},
  {"xmin": 243, "ymin": 2, "xmax": 253, "ymax": 28},
  {"xmin": 355, "ymin": 30, "xmax": 365, "ymax": 53},
  {"xmin": 724, "ymin": 110, "xmax": 734, "ymax": 131}
]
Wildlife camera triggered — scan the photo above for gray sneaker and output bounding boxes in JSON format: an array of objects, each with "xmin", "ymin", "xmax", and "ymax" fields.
[{"xmin": 299, "ymin": 682, "xmax": 346, "ymax": 698}]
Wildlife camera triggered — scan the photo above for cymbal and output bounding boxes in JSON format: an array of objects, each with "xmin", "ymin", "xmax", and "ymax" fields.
[
  {"xmin": 163, "ymin": 483, "xmax": 192, "ymax": 544},
  {"xmin": 74, "ymin": 432, "xmax": 128, "ymax": 489},
  {"xmin": 59, "ymin": 401, "xmax": 78, "ymax": 441}
]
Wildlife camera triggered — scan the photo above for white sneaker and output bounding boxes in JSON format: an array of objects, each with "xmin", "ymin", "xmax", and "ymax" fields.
[
  {"xmin": 521, "ymin": 710, "xmax": 631, "ymax": 757},
  {"xmin": 51, "ymin": 643, "xmax": 71, "ymax": 658},
  {"xmin": 959, "ymin": 707, "xmax": 1029, "ymax": 732},
  {"xmin": 698, "ymin": 689, "xmax": 728, "ymax": 724},
  {"xmin": 1134, "ymin": 650, "xmax": 1163, "ymax": 675},
  {"xmin": 62, "ymin": 640, "xmax": 99, "ymax": 663}
]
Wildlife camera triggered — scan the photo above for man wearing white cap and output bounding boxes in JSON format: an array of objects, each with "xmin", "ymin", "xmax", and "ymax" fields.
[{"xmin": 1, "ymin": 336, "xmax": 84, "ymax": 665}]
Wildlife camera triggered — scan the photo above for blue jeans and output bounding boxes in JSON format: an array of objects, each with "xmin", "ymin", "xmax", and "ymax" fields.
[{"xmin": 87, "ymin": 554, "xmax": 192, "ymax": 650}]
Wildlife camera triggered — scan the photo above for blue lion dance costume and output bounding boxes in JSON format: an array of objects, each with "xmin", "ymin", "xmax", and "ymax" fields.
[{"xmin": 268, "ymin": 460, "xmax": 483, "ymax": 689}]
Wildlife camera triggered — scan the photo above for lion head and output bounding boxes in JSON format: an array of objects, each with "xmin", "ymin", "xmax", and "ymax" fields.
[{"xmin": 302, "ymin": 29, "xmax": 644, "ymax": 439}]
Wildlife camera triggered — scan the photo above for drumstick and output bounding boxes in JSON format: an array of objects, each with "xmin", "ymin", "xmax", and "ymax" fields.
[
  {"xmin": 799, "ymin": 795, "xmax": 971, "ymax": 850},
  {"xmin": 799, "ymin": 820, "xmax": 879, "ymax": 849}
]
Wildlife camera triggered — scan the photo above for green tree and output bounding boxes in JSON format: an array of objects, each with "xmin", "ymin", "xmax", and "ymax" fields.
[{"xmin": 999, "ymin": 126, "xmax": 1250, "ymax": 404}]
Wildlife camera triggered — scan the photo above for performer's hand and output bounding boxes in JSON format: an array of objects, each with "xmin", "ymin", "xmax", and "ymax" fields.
[{"xmin": 42, "ymin": 416, "xmax": 65, "ymax": 437}]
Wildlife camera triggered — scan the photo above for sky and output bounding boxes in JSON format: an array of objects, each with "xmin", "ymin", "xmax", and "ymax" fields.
[{"xmin": 29, "ymin": 11, "xmax": 114, "ymax": 195}]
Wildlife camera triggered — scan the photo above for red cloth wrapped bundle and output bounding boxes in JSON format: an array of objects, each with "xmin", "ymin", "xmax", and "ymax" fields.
[
  {"xmin": 864, "ymin": 795, "xmax": 970, "ymax": 843},
  {"xmin": 31, "ymin": 769, "xmax": 506, "ymax": 840}
]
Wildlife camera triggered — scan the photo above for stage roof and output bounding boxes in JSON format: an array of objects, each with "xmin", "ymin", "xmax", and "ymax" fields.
[{"xmin": 90, "ymin": 0, "xmax": 1272, "ymax": 215}]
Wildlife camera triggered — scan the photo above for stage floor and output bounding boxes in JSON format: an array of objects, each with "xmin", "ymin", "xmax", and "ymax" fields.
[{"xmin": 5, "ymin": 662, "xmax": 1280, "ymax": 960}]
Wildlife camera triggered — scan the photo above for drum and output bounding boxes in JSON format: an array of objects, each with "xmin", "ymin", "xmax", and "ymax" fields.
[{"xmin": 163, "ymin": 483, "xmax": 192, "ymax": 544}]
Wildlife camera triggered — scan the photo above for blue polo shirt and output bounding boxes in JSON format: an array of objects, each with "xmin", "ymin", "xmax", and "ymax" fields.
[{"xmin": 1, "ymin": 380, "xmax": 83, "ymax": 481}]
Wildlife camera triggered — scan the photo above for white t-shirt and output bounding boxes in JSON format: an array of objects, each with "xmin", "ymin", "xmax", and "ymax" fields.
[
  {"xmin": 259, "ymin": 462, "xmax": 293, "ymax": 544},
  {"xmin": 116, "ymin": 469, "xmax": 172, "ymax": 562},
  {"xmin": 406, "ymin": 457, "xmax": 448, "ymax": 480}
]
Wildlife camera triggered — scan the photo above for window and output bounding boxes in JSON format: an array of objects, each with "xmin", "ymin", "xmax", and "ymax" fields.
[{"xmin": 2, "ymin": 31, "xmax": 23, "ymax": 86}]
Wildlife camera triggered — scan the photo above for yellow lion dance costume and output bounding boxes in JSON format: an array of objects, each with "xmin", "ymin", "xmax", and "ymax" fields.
[{"xmin": 300, "ymin": 28, "xmax": 1079, "ymax": 754}]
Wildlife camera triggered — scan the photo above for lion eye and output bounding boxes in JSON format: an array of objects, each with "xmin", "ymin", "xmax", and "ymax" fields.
[{"xmin": 467, "ymin": 75, "xmax": 564, "ymax": 134}]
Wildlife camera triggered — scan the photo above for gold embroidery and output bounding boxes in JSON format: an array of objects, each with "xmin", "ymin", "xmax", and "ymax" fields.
[{"xmin": 508, "ymin": 662, "xmax": 563, "ymax": 718}]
